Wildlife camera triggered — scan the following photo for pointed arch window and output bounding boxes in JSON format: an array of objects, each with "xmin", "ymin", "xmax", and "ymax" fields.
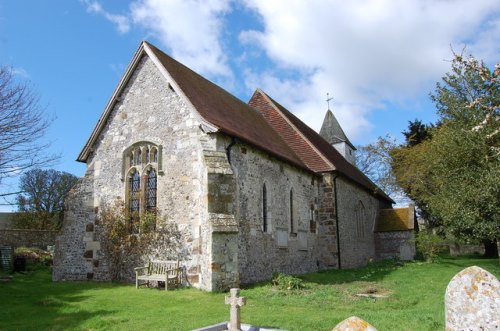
[
  {"xmin": 262, "ymin": 184, "xmax": 268, "ymax": 233},
  {"xmin": 129, "ymin": 169, "xmax": 140, "ymax": 213},
  {"xmin": 122, "ymin": 142, "xmax": 163, "ymax": 233},
  {"xmin": 146, "ymin": 168, "xmax": 157, "ymax": 211},
  {"xmin": 355, "ymin": 201, "xmax": 366, "ymax": 238},
  {"xmin": 290, "ymin": 189, "xmax": 294, "ymax": 234}
]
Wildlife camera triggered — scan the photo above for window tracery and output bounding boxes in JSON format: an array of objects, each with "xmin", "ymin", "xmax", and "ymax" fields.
[{"xmin": 122, "ymin": 141, "xmax": 163, "ymax": 232}]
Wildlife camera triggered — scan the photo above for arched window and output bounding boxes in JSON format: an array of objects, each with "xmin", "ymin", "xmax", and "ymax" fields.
[
  {"xmin": 129, "ymin": 169, "xmax": 140, "ymax": 213},
  {"xmin": 146, "ymin": 168, "xmax": 157, "ymax": 211},
  {"xmin": 290, "ymin": 189, "xmax": 294, "ymax": 234},
  {"xmin": 309, "ymin": 204, "xmax": 316, "ymax": 233},
  {"xmin": 122, "ymin": 142, "xmax": 163, "ymax": 233},
  {"xmin": 128, "ymin": 169, "xmax": 141, "ymax": 233},
  {"xmin": 262, "ymin": 184, "xmax": 267, "ymax": 232},
  {"xmin": 355, "ymin": 201, "xmax": 365, "ymax": 238}
]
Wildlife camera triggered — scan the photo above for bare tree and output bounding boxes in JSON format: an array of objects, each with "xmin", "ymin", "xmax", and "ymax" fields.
[{"xmin": 0, "ymin": 66, "xmax": 58, "ymax": 196}]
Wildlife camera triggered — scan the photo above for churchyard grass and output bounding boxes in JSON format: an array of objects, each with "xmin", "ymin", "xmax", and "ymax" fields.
[{"xmin": 0, "ymin": 255, "xmax": 498, "ymax": 331}]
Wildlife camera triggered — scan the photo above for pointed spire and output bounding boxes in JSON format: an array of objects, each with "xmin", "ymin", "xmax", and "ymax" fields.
[{"xmin": 319, "ymin": 109, "xmax": 352, "ymax": 147}]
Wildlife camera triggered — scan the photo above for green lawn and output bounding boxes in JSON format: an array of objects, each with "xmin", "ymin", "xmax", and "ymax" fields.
[{"xmin": 0, "ymin": 256, "xmax": 498, "ymax": 331}]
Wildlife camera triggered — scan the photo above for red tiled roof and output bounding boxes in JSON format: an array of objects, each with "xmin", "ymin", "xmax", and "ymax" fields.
[
  {"xmin": 249, "ymin": 90, "xmax": 393, "ymax": 203},
  {"xmin": 78, "ymin": 41, "xmax": 393, "ymax": 204},
  {"xmin": 146, "ymin": 42, "xmax": 307, "ymax": 170},
  {"xmin": 248, "ymin": 90, "xmax": 333, "ymax": 173}
]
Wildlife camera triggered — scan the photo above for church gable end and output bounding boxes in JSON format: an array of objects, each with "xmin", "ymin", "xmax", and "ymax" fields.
[{"xmin": 54, "ymin": 52, "xmax": 209, "ymax": 286}]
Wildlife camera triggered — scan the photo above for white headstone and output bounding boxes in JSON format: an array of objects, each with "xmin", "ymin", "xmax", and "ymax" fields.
[{"xmin": 445, "ymin": 266, "xmax": 500, "ymax": 330}]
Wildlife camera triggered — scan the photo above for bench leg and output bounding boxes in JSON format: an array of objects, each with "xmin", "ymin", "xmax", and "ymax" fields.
[{"xmin": 136, "ymin": 277, "xmax": 138, "ymax": 289}]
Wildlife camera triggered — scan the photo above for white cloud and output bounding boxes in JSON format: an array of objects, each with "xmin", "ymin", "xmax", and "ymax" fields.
[
  {"xmin": 240, "ymin": 0, "xmax": 500, "ymax": 138},
  {"xmin": 130, "ymin": 0, "xmax": 233, "ymax": 77},
  {"xmin": 80, "ymin": 0, "xmax": 499, "ymax": 141},
  {"xmin": 81, "ymin": 0, "xmax": 130, "ymax": 33}
]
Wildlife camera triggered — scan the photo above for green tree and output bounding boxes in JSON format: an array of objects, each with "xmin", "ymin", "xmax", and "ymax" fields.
[
  {"xmin": 14, "ymin": 169, "xmax": 78, "ymax": 230},
  {"xmin": 393, "ymin": 53, "xmax": 499, "ymax": 256},
  {"xmin": 402, "ymin": 119, "xmax": 433, "ymax": 146}
]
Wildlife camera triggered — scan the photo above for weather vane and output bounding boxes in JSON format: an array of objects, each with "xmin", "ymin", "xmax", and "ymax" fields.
[{"xmin": 326, "ymin": 93, "xmax": 333, "ymax": 110}]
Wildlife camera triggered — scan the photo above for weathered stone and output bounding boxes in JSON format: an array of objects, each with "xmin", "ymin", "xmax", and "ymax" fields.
[
  {"xmin": 53, "ymin": 43, "xmax": 414, "ymax": 292},
  {"xmin": 445, "ymin": 266, "xmax": 500, "ymax": 330},
  {"xmin": 225, "ymin": 288, "xmax": 246, "ymax": 331},
  {"xmin": 332, "ymin": 316, "xmax": 377, "ymax": 331}
]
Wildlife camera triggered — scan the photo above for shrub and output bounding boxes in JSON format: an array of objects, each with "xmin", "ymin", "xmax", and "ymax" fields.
[
  {"xmin": 272, "ymin": 272, "xmax": 303, "ymax": 290},
  {"xmin": 14, "ymin": 247, "xmax": 53, "ymax": 266},
  {"xmin": 99, "ymin": 201, "xmax": 182, "ymax": 281},
  {"xmin": 415, "ymin": 231, "xmax": 444, "ymax": 262}
]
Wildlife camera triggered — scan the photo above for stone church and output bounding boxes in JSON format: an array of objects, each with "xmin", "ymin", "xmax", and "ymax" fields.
[{"xmin": 53, "ymin": 41, "xmax": 415, "ymax": 291}]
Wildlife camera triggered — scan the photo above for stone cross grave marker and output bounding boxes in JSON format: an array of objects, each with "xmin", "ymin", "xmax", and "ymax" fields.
[
  {"xmin": 225, "ymin": 288, "xmax": 246, "ymax": 331},
  {"xmin": 445, "ymin": 265, "xmax": 499, "ymax": 330}
]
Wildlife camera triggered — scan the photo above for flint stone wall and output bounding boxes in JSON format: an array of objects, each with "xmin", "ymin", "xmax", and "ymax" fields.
[
  {"xmin": 54, "ymin": 55, "xmax": 209, "ymax": 287},
  {"xmin": 222, "ymin": 136, "xmax": 324, "ymax": 284},
  {"xmin": 375, "ymin": 231, "xmax": 416, "ymax": 261},
  {"xmin": 336, "ymin": 176, "xmax": 382, "ymax": 269}
]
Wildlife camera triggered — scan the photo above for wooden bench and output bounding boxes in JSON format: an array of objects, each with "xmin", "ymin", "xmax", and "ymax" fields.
[{"xmin": 134, "ymin": 260, "xmax": 181, "ymax": 290}]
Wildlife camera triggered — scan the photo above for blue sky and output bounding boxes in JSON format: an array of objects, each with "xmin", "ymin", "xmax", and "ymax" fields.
[{"xmin": 0, "ymin": 0, "xmax": 499, "ymax": 210}]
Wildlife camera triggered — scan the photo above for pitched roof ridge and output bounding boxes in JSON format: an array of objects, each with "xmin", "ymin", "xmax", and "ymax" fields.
[
  {"xmin": 145, "ymin": 43, "xmax": 308, "ymax": 170},
  {"xmin": 255, "ymin": 89, "xmax": 334, "ymax": 171}
]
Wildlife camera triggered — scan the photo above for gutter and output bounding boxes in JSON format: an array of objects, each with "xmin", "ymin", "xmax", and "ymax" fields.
[
  {"xmin": 333, "ymin": 174, "xmax": 341, "ymax": 269},
  {"xmin": 225, "ymin": 137, "xmax": 237, "ymax": 165}
]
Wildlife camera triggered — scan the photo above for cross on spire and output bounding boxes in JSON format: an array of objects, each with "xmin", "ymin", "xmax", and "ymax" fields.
[
  {"xmin": 225, "ymin": 288, "xmax": 246, "ymax": 331},
  {"xmin": 326, "ymin": 93, "xmax": 333, "ymax": 110}
]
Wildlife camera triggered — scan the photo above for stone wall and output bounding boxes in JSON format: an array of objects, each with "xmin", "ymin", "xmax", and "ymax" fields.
[
  {"xmin": 54, "ymin": 55, "xmax": 209, "ymax": 286},
  {"xmin": 375, "ymin": 231, "xmax": 415, "ymax": 260},
  {"xmin": 335, "ymin": 176, "xmax": 380, "ymax": 269},
  {"xmin": 222, "ymin": 136, "xmax": 323, "ymax": 284},
  {"xmin": 0, "ymin": 229, "xmax": 57, "ymax": 249},
  {"xmin": 53, "ymin": 169, "xmax": 97, "ymax": 281}
]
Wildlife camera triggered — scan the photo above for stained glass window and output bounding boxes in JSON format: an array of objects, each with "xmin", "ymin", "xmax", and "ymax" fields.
[{"xmin": 146, "ymin": 168, "xmax": 157, "ymax": 211}]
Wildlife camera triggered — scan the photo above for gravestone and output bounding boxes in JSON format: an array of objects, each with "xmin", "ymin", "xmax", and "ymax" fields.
[
  {"xmin": 445, "ymin": 266, "xmax": 499, "ymax": 330},
  {"xmin": 331, "ymin": 316, "xmax": 377, "ymax": 331},
  {"xmin": 225, "ymin": 288, "xmax": 246, "ymax": 331}
]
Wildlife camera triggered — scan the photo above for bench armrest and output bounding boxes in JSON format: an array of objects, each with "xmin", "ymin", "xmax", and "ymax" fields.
[{"xmin": 134, "ymin": 266, "xmax": 149, "ymax": 275}]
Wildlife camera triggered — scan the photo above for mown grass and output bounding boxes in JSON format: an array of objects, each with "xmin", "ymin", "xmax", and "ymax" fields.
[{"xmin": 0, "ymin": 255, "xmax": 498, "ymax": 331}]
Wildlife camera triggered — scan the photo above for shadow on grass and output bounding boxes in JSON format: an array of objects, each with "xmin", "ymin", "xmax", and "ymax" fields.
[
  {"xmin": 0, "ymin": 267, "xmax": 124, "ymax": 331},
  {"xmin": 241, "ymin": 259, "xmax": 407, "ymax": 292}
]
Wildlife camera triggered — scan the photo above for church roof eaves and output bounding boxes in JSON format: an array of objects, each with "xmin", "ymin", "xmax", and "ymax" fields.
[
  {"xmin": 249, "ymin": 89, "xmax": 334, "ymax": 173},
  {"xmin": 78, "ymin": 41, "xmax": 307, "ymax": 172},
  {"xmin": 252, "ymin": 90, "xmax": 393, "ymax": 204}
]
